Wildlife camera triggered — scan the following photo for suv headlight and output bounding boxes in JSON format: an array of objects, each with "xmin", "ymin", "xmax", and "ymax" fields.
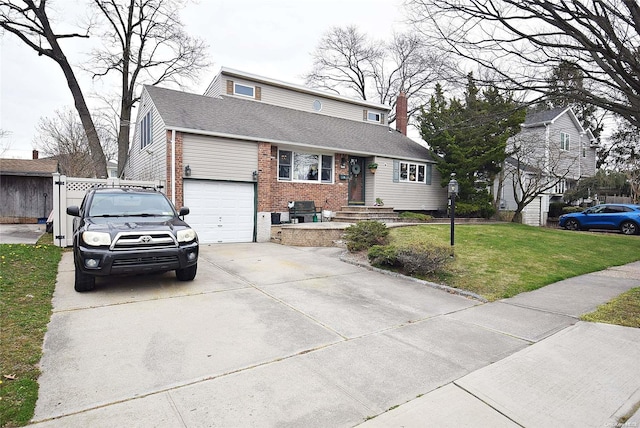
[
  {"xmin": 177, "ymin": 228, "xmax": 197, "ymax": 243},
  {"xmin": 82, "ymin": 231, "xmax": 112, "ymax": 246}
]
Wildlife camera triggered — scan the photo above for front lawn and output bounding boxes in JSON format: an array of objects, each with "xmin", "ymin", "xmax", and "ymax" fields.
[
  {"xmin": 0, "ymin": 238, "xmax": 61, "ymax": 427},
  {"xmin": 389, "ymin": 223, "xmax": 640, "ymax": 301}
]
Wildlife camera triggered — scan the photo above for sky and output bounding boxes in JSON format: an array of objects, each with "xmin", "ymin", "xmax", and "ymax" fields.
[{"xmin": 0, "ymin": 0, "xmax": 409, "ymax": 159}]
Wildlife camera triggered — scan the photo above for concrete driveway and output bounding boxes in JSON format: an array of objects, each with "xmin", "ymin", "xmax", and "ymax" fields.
[{"xmin": 32, "ymin": 243, "xmax": 640, "ymax": 427}]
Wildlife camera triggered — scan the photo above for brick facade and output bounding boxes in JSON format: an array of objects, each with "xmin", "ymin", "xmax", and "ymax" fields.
[
  {"xmin": 257, "ymin": 143, "xmax": 349, "ymax": 213},
  {"xmin": 165, "ymin": 130, "xmax": 185, "ymax": 208}
]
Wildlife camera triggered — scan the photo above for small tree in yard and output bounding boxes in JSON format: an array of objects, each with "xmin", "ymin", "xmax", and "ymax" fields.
[{"xmin": 501, "ymin": 132, "xmax": 578, "ymax": 223}]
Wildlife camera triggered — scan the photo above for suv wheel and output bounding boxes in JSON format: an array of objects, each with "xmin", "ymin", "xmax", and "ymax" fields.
[
  {"xmin": 176, "ymin": 264, "xmax": 197, "ymax": 281},
  {"xmin": 75, "ymin": 267, "xmax": 96, "ymax": 292}
]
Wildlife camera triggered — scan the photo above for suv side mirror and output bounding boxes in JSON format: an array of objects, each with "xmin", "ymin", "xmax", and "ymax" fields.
[
  {"xmin": 67, "ymin": 206, "xmax": 80, "ymax": 217},
  {"xmin": 178, "ymin": 207, "xmax": 190, "ymax": 216}
]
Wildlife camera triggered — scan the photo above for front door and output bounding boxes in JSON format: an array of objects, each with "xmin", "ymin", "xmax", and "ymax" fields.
[{"xmin": 348, "ymin": 156, "xmax": 365, "ymax": 205}]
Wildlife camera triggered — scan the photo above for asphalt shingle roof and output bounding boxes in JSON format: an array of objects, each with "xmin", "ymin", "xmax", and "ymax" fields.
[
  {"xmin": 145, "ymin": 85, "xmax": 432, "ymax": 161},
  {"xmin": 0, "ymin": 158, "xmax": 58, "ymax": 176},
  {"xmin": 523, "ymin": 106, "xmax": 569, "ymax": 126}
]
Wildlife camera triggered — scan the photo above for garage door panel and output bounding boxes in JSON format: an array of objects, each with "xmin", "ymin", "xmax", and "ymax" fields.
[{"xmin": 184, "ymin": 181, "xmax": 255, "ymax": 244}]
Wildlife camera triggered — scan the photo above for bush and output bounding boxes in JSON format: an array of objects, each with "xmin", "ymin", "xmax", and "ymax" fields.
[
  {"xmin": 398, "ymin": 212, "xmax": 433, "ymax": 221},
  {"xmin": 562, "ymin": 206, "xmax": 584, "ymax": 214},
  {"xmin": 455, "ymin": 201, "xmax": 496, "ymax": 219},
  {"xmin": 549, "ymin": 202, "xmax": 566, "ymax": 218},
  {"xmin": 344, "ymin": 221, "xmax": 389, "ymax": 252},
  {"xmin": 396, "ymin": 243, "xmax": 451, "ymax": 276},
  {"xmin": 367, "ymin": 245, "xmax": 398, "ymax": 267}
]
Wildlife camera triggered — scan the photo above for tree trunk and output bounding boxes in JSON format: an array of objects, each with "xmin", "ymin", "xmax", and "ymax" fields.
[
  {"xmin": 36, "ymin": 6, "xmax": 107, "ymax": 178},
  {"xmin": 117, "ymin": 99, "xmax": 133, "ymax": 177}
]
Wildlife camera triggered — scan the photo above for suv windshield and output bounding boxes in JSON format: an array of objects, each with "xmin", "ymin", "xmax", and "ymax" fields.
[{"xmin": 88, "ymin": 193, "xmax": 175, "ymax": 217}]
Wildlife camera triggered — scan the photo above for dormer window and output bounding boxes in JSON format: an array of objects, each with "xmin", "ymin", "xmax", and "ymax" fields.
[
  {"xmin": 367, "ymin": 112, "xmax": 381, "ymax": 122},
  {"xmin": 234, "ymin": 83, "xmax": 255, "ymax": 98}
]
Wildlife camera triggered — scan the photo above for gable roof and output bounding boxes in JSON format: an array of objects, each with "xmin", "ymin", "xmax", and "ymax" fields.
[
  {"xmin": 144, "ymin": 85, "xmax": 432, "ymax": 162},
  {"xmin": 523, "ymin": 106, "xmax": 570, "ymax": 127},
  {"xmin": 0, "ymin": 158, "xmax": 58, "ymax": 177}
]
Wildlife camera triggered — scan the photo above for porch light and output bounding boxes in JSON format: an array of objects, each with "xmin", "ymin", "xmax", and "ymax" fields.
[
  {"xmin": 252, "ymin": 170, "xmax": 258, "ymax": 181},
  {"xmin": 185, "ymin": 165, "xmax": 191, "ymax": 177}
]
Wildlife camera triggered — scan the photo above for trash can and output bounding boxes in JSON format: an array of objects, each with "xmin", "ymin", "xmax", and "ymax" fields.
[{"xmin": 271, "ymin": 212, "xmax": 281, "ymax": 225}]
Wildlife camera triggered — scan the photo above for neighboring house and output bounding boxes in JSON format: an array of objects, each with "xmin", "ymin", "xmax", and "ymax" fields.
[
  {"xmin": 495, "ymin": 106, "xmax": 598, "ymax": 226},
  {"xmin": 0, "ymin": 150, "xmax": 58, "ymax": 223},
  {"xmin": 124, "ymin": 67, "xmax": 448, "ymax": 244}
]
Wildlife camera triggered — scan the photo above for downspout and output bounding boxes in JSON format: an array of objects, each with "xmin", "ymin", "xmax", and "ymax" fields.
[{"xmin": 171, "ymin": 129, "xmax": 176, "ymax": 205}]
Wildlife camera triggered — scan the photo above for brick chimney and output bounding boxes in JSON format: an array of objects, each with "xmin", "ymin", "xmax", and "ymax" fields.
[
  {"xmin": 396, "ymin": 91, "xmax": 408, "ymax": 136},
  {"xmin": 32, "ymin": 149, "xmax": 39, "ymax": 159}
]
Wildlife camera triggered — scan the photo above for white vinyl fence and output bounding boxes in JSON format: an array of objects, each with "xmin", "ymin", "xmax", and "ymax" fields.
[{"xmin": 51, "ymin": 173, "xmax": 163, "ymax": 247}]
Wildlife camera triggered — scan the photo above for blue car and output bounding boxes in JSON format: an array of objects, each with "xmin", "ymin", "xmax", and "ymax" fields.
[{"xmin": 559, "ymin": 204, "xmax": 640, "ymax": 235}]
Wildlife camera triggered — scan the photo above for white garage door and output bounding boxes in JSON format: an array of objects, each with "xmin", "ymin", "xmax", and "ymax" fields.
[{"xmin": 183, "ymin": 180, "xmax": 255, "ymax": 244}]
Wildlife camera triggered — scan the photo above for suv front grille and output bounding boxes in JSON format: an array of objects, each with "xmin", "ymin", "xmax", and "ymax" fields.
[
  {"xmin": 110, "ymin": 232, "xmax": 178, "ymax": 250},
  {"xmin": 112, "ymin": 255, "xmax": 179, "ymax": 267}
]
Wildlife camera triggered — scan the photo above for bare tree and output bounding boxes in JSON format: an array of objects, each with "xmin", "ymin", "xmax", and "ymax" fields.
[
  {"xmin": 0, "ymin": 0, "xmax": 108, "ymax": 177},
  {"xmin": 607, "ymin": 119, "xmax": 640, "ymax": 202},
  {"xmin": 33, "ymin": 107, "xmax": 117, "ymax": 177},
  {"xmin": 406, "ymin": 0, "xmax": 640, "ymax": 129},
  {"xmin": 0, "ymin": 129, "xmax": 11, "ymax": 156},
  {"xmin": 500, "ymin": 133, "xmax": 579, "ymax": 222},
  {"xmin": 305, "ymin": 25, "xmax": 453, "ymax": 124},
  {"xmin": 89, "ymin": 0, "xmax": 210, "ymax": 176}
]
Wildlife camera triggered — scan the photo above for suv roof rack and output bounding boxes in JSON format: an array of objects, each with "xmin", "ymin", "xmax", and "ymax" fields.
[{"xmin": 89, "ymin": 183, "xmax": 164, "ymax": 191}]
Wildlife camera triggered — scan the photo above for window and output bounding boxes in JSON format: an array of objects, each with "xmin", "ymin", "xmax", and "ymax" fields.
[
  {"xmin": 398, "ymin": 161, "xmax": 431, "ymax": 184},
  {"xmin": 582, "ymin": 144, "xmax": 586, "ymax": 158},
  {"xmin": 367, "ymin": 112, "xmax": 381, "ymax": 122},
  {"xmin": 234, "ymin": 83, "xmax": 255, "ymax": 98},
  {"xmin": 313, "ymin": 100, "xmax": 322, "ymax": 111},
  {"xmin": 278, "ymin": 150, "xmax": 333, "ymax": 183},
  {"xmin": 140, "ymin": 112, "xmax": 152, "ymax": 149},
  {"xmin": 560, "ymin": 132, "xmax": 570, "ymax": 151}
]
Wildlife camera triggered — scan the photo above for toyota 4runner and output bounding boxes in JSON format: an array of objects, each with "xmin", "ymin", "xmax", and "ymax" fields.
[{"xmin": 67, "ymin": 186, "xmax": 199, "ymax": 292}]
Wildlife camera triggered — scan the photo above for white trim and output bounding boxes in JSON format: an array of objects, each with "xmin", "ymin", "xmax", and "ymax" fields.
[{"xmin": 171, "ymin": 129, "xmax": 176, "ymax": 205}]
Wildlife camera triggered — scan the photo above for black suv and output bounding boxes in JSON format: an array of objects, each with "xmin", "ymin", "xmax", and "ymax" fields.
[{"xmin": 67, "ymin": 187, "xmax": 199, "ymax": 292}]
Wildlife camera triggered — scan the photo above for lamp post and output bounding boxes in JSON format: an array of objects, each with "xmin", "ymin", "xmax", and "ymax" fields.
[{"xmin": 448, "ymin": 174, "xmax": 459, "ymax": 248}]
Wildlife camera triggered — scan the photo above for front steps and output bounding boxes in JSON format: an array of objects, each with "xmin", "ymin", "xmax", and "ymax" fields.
[{"xmin": 331, "ymin": 205, "xmax": 400, "ymax": 223}]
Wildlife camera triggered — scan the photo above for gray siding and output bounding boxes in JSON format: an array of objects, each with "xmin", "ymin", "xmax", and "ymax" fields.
[
  {"xmin": 203, "ymin": 75, "xmax": 223, "ymax": 97},
  {"xmin": 369, "ymin": 157, "xmax": 448, "ymax": 211},
  {"xmin": 182, "ymin": 134, "xmax": 258, "ymax": 182},
  {"xmin": 126, "ymin": 89, "xmax": 167, "ymax": 182},
  {"xmin": 218, "ymin": 75, "xmax": 388, "ymax": 125}
]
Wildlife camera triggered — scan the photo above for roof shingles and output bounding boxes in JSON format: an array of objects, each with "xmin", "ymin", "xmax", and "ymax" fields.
[{"xmin": 145, "ymin": 85, "xmax": 432, "ymax": 162}]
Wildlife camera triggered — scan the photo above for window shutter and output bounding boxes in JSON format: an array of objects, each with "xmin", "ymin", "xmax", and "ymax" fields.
[
  {"xmin": 393, "ymin": 160, "xmax": 399, "ymax": 182},
  {"xmin": 226, "ymin": 80, "xmax": 234, "ymax": 95},
  {"xmin": 255, "ymin": 86, "xmax": 262, "ymax": 100},
  {"xmin": 425, "ymin": 164, "xmax": 432, "ymax": 185},
  {"xmin": 363, "ymin": 109, "xmax": 368, "ymax": 120},
  {"xmin": 380, "ymin": 113, "xmax": 385, "ymax": 124}
]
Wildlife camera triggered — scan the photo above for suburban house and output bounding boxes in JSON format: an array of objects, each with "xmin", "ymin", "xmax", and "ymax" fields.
[
  {"xmin": 0, "ymin": 150, "xmax": 59, "ymax": 223},
  {"xmin": 124, "ymin": 67, "xmax": 448, "ymax": 244},
  {"xmin": 495, "ymin": 106, "xmax": 598, "ymax": 226}
]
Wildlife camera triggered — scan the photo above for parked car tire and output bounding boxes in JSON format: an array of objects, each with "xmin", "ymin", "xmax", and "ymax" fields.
[
  {"xmin": 75, "ymin": 267, "xmax": 96, "ymax": 292},
  {"xmin": 564, "ymin": 219, "xmax": 581, "ymax": 231},
  {"xmin": 620, "ymin": 221, "xmax": 639, "ymax": 235},
  {"xmin": 176, "ymin": 264, "xmax": 197, "ymax": 281}
]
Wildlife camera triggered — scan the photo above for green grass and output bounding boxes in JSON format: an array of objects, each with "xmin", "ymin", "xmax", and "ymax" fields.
[
  {"xmin": 581, "ymin": 287, "xmax": 640, "ymax": 328},
  {"xmin": 0, "ymin": 236, "xmax": 61, "ymax": 427},
  {"xmin": 389, "ymin": 223, "xmax": 640, "ymax": 301}
]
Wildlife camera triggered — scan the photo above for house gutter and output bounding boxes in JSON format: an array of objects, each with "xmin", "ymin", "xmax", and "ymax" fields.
[{"xmin": 171, "ymin": 129, "xmax": 176, "ymax": 205}]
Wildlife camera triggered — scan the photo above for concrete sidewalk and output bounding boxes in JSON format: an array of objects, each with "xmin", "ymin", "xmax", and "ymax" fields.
[
  {"xmin": 31, "ymin": 244, "xmax": 640, "ymax": 427},
  {"xmin": 0, "ymin": 223, "xmax": 46, "ymax": 244}
]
